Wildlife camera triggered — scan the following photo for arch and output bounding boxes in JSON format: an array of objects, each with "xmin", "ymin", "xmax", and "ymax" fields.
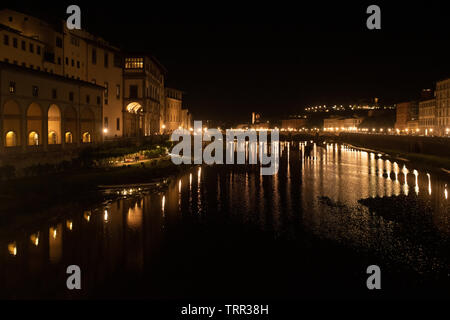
[
  {"xmin": 48, "ymin": 104, "xmax": 61, "ymax": 144},
  {"xmin": 64, "ymin": 106, "xmax": 77, "ymax": 143},
  {"xmin": 27, "ymin": 103, "xmax": 42, "ymax": 117},
  {"xmin": 3, "ymin": 100, "xmax": 21, "ymax": 115},
  {"xmin": 65, "ymin": 132, "xmax": 73, "ymax": 144},
  {"xmin": 5, "ymin": 131, "xmax": 17, "ymax": 147},
  {"xmin": 28, "ymin": 131, "xmax": 39, "ymax": 146},
  {"xmin": 81, "ymin": 107, "xmax": 95, "ymax": 143},
  {"xmin": 82, "ymin": 132, "xmax": 91, "ymax": 143},
  {"xmin": 3, "ymin": 100, "xmax": 21, "ymax": 147},
  {"xmin": 48, "ymin": 131, "xmax": 57, "ymax": 145},
  {"xmin": 126, "ymin": 102, "xmax": 143, "ymax": 114},
  {"xmin": 27, "ymin": 103, "xmax": 42, "ymax": 146}
]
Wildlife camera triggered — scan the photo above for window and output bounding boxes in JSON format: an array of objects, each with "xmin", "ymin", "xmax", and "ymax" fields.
[
  {"xmin": 13, "ymin": 38, "xmax": 17, "ymax": 48},
  {"xmin": 77, "ymin": 61, "xmax": 80, "ymax": 68},
  {"xmin": 82, "ymin": 132, "xmax": 91, "ymax": 143},
  {"xmin": 125, "ymin": 58, "xmax": 144, "ymax": 69},
  {"xmin": 86, "ymin": 95, "xmax": 90, "ymax": 104},
  {"xmin": 116, "ymin": 118, "xmax": 120, "ymax": 130},
  {"xmin": 104, "ymin": 52, "xmax": 109, "ymax": 68},
  {"xmin": 32, "ymin": 86, "xmax": 39, "ymax": 97},
  {"xmin": 97, "ymin": 96, "xmax": 101, "ymax": 105},
  {"xmin": 21, "ymin": 40, "xmax": 26, "ymax": 50},
  {"xmin": 65, "ymin": 57, "xmax": 69, "ymax": 65},
  {"xmin": 29, "ymin": 43, "xmax": 34, "ymax": 53},
  {"xmin": 104, "ymin": 117, "xmax": 109, "ymax": 128},
  {"xmin": 70, "ymin": 36, "xmax": 79, "ymax": 47},
  {"xmin": 92, "ymin": 49, "xmax": 97, "ymax": 64},
  {"xmin": 3, "ymin": 35, "xmax": 9, "ymax": 45},
  {"xmin": 129, "ymin": 85, "xmax": 138, "ymax": 98},
  {"xmin": 58, "ymin": 57, "xmax": 61, "ymax": 65},
  {"xmin": 65, "ymin": 132, "xmax": 73, "ymax": 144},
  {"xmin": 71, "ymin": 59, "xmax": 74, "ymax": 67},
  {"xmin": 113, "ymin": 53, "xmax": 122, "ymax": 68},
  {"xmin": 5, "ymin": 131, "xmax": 17, "ymax": 147},
  {"xmin": 56, "ymin": 37, "xmax": 62, "ymax": 48},
  {"xmin": 116, "ymin": 84, "xmax": 120, "ymax": 99},
  {"xmin": 28, "ymin": 132, "xmax": 39, "ymax": 146},
  {"xmin": 37, "ymin": 45, "xmax": 40, "ymax": 55},
  {"xmin": 9, "ymin": 81, "xmax": 16, "ymax": 94},
  {"xmin": 52, "ymin": 89, "xmax": 57, "ymax": 99},
  {"xmin": 104, "ymin": 82, "xmax": 109, "ymax": 105},
  {"xmin": 69, "ymin": 92, "xmax": 74, "ymax": 101}
]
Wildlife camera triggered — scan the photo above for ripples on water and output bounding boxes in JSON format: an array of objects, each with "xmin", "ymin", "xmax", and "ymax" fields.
[{"xmin": 0, "ymin": 142, "xmax": 449, "ymax": 298}]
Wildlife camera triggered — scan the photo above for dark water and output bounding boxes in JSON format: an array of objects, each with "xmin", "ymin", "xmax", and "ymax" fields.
[{"xmin": 1, "ymin": 142, "xmax": 449, "ymax": 299}]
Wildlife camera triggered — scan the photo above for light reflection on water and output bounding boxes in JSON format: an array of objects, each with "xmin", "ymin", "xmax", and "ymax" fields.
[{"xmin": 0, "ymin": 142, "xmax": 449, "ymax": 298}]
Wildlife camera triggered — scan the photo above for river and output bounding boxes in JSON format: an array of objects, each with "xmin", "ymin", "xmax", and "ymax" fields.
[{"xmin": 1, "ymin": 142, "xmax": 449, "ymax": 299}]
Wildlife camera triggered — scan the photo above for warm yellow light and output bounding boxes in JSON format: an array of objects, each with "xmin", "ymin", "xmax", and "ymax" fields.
[
  {"xmin": 8, "ymin": 242, "xmax": 17, "ymax": 256},
  {"xmin": 30, "ymin": 233, "xmax": 39, "ymax": 246}
]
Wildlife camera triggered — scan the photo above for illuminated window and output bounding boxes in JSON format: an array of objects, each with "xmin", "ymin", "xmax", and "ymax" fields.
[
  {"xmin": 28, "ymin": 131, "xmax": 39, "ymax": 146},
  {"xmin": 65, "ymin": 132, "xmax": 73, "ymax": 144},
  {"xmin": 5, "ymin": 131, "xmax": 17, "ymax": 147},
  {"xmin": 9, "ymin": 81, "xmax": 15, "ymax": 94},
  {"xmin": 48, "ymin": 131, "xmax": 57, "ymax": 145},
  {"xmin": 125, "ymin": 58, "xmax": 144, "ymax": 69},
  {"xmin": 82, "ymin": 132, "xmax": 91, "ymax": 143}
]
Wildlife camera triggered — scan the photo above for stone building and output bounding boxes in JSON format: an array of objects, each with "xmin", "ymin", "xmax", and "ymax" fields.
[
  {"xmin": 0, "ymin": 8, "xmax": 193, "ymax": 145},
  {"xmin": 395, "ymin": 101, "xmax": 418, "ymax": 131},
  {"xmin": 436, "ymin": 78, "xmax": 450, "ymax": 135},
  {"xmin": 180, "ymin": 108, "xmax": 192, "ymax": 130},
  {"xmin": 0, "ymin": 8, "xmax": 124, "ymax": 139},
  {"xmin": 164, "ymin": 88, "xmax": 183, "ymax": 133},
  {"xmin": 0, "ymin": 61, "xmax": 103, "ymax": 154},
  {"xmin": 123, "ymin": 55, "xmax": 167, "ymax": 137},
  {"xmin": 418, "ymin": 98, "xmax": 436, "ymax": 135},
  {"xmin": 281, "ymin": 118, "xmax": 307, "ymax": 130}
]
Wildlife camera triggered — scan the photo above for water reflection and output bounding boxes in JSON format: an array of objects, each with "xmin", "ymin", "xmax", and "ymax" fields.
[{"xmin": 0, "ymin": 141, "xmax": 449, "ymax": 298}]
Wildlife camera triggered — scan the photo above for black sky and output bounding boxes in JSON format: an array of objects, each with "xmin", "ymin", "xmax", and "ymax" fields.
[{"xmin": 7, "ymin": 1, "xmax": 450, "ymax": 122}]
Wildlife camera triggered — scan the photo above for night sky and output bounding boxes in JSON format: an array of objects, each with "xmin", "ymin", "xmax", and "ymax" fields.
[{"xmin": 6, "ymin": 1, "xmax": 450, "ymax": 122}]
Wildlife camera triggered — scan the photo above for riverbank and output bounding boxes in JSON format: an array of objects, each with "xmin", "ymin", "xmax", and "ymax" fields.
[
  {"xmin": 0, "ymin": 157, "xmax": 186, "ymax": 229},
  {"xmin": 331, "ymin": 133, "xmax": 450, "ymax": 174},
  {"xmin": 343, "ymin": 141, "xmax": 450, "ymax": 175}
]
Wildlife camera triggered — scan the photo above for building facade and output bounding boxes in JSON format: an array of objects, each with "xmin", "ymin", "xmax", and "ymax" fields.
[
  {"xmin": 395, "ymin": 101, "xmax": 418, "ymax": 131},
  {"xmin": 281, "ymin": 118, "xmax": 307, "ymax": 130},
  {"xmin": 164, "ymin": 87, "xmax": 183, "ymax": 133},
  {"xmin": 0, "ymin": 62, "xmax": 103, "ymax": 153},
  {"xmin": 123, "ymin": 55, "xmax": 166, "ymax": 137},
  {"xmin": 0, "ymin": 8, "xmax": 124, "ymax": 139},
  {"xmin": 436, "ymin": 78, "xmax": 450, "ymax": 135},
  {"xmin": 323, "ymin": 116, "xmax": 363, "ymax": 131},
  {"xmin": 418, "ymin": 98, "xmax": 436, "ymax": 135}
]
